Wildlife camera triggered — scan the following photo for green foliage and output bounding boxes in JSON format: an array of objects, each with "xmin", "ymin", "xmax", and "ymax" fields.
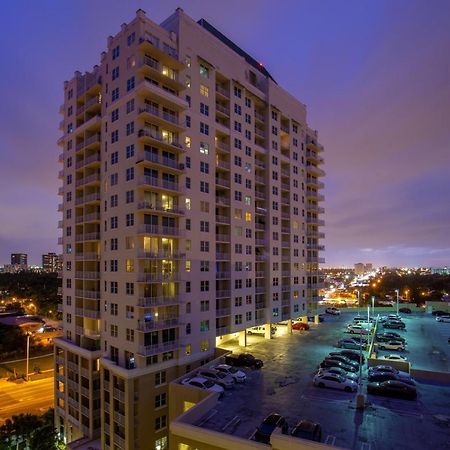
[
  {"xmin": 0, "ymin": 324, "xmax": 26, "ymax": 353},
  {"xmin": 0, "ymin": 272, "xmax": 60, "ymax": 316},
  {"xmin": 0, "ymin": 409, "xmax": 63, "ymax": 450}
]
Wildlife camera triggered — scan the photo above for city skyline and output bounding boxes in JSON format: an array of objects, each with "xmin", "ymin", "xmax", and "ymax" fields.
[{"xmin": 1, "ymin": 0, "xmax": 450, "ymax": 267}]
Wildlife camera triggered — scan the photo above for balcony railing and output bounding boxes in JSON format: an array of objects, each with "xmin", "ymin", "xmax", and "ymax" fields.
[
  {"xmin": 138, "ymin": 105, "xmax": 179, "ymax": 125},
  {"xmin": 216, "ymin": 214, "xmax": 230, "ymax": 224},
  {"xmin": 137, "ymin": 250, "xmax": 184, "ymax": 259},
  {"xmin": 216, "ymin": 290, "xmax": 231, "ymax": 298},
  {"xmin": 138, "ymin": 340, "xmax": 179, "ymax": 356},
  {"xmin": 216, "ymin": 252, "xmax": 230, "ymax": 260},
  {"xmin": 216, "ymin": 84, "xmax": 230, "ymax": 98},
  {"xmin": 138, "ymin": 128, "xmax": 182, "ymax": 150},
  {"xmin": 216, "ymin": 103, "xmax": 230, "ymax": 116},
  {"xmin": 138, "ymin": 224, "xmax": 183, "ymax": 236},
  {"xmin": 216, "ymin": 308, "xmax": 231, "ymax": 317},
  {"xmin": 138, "ymin": 317, "xmax": 179, "ymax": 332},
  {"xmin": 137, "ymin": 201, "xmax": 184, "ymax": 215},
  {"xmin": 216, "ymin": 140, "xmax": 230, "ymax": 152},
  {"xmin": 137, "ymin": 272, "xmax": 181, "ymax": 283},
  {"xmin": 138, "ymin": 176, "xmax": 180, "ymax": 192},
  {"xmin": 137, "ymin": 296, "xmax": 180, "ymax": 307},
  {"xmin": 75, "ymin": 289, "xmax": 100, "ymax": 300},
  {"xmin": 138, "ymin": 151, "xmax": 184, "ymax": 171}
]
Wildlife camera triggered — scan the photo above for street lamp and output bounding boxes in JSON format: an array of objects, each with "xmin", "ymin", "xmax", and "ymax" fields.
[
  {"xmin": 371, "ymin": 296, "xmax": 375, "ymax": 320},
  {"xmin": 395, "ymin": 289, "xmax": 399, "ymax": 315},
  {"xmin": 356, "ymin": 290, "xmax": 360, "ymax": 317},
  {"xmin": 26, "ymin": 332, "xmax": 31, "ymax": 381}
]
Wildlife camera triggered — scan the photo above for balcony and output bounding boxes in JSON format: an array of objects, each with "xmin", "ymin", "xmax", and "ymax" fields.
[
  {"xmin": 216, "ymin": 233, "xmax": 230, "ymax": 243},
  {"xmin": 254, "ymin": 111, "xmax": 265, "ymax": 123},
  {"xmin": 138, "ymin": 340, "xmax": 179, "ymax": 357},
  {"xmin": 306, "ymin": 141, "xmax": 324, "ymax": 152},
  {"xmin": 76, "ymin": 95, "xmax": 101, "ymax": 116},
  {"xmin": 306, "ymin": 149, "xmax": 324, "ymax": 164},
  {"xmin": 306, "ymin": 217, "xmax": 325, "ymax": 226},
  {"xmin": 307, "ymin": 256, "xmax": 326, "ymax": 264},
  {"xmin": 255, "ymin": 160, "xmax": 265, "ymax": 169},
  {"xmin": 75, "ymin": 252, "xmax": 100, "ymax": 261},
  {"xmin": 216, "ymin": 196, "xmax": 230, "ymax": 206},
  {"xmin": 138, "ymin": 105, "xmax": 182, "ymax": 129},
  {"xmin": 215, "ymin": 177, "xmax": 230, "ymax": 188},
  {"xmin": 216, "ymin": 159, "xmax": 230, "ymax": 171},
  {"xmin": 137, "ymin": 151, "xmax": 184, "ymax": 171},
  {"xmin": 136, "ymin": 79, "xmax": 188, "ymax": 110},
  {"xmin": 216, "ymin": 140, "xmax": 230, "ymax": 153},
  {"xmin": 216, "ymin": 214, "xmax": 230, "ymax": 224},
  {"xmin": 255, "ymin": 239, "xmax": 265, "ymax": 246},
  {"xmin": 306, "ymin": 230, "xmax": 325, "ymax": 239},
  {"xmin": 75, "ymin": 192, "xmax": 101, "ymax": 205},
  {"xmin": 307, "ymin": 243, "xmax": 325, "ymax": 251},
  {"xmin": 254, "ymin": 127, "xmax": 265, "ymax": 138},
  {"xmin": 75, "ymin": 212, "xmax": 101, "ymax": 224},
  {"xmin": 216, "ymin": 308, "xmax": 231, "ymax": 317},
  {"xmin": 138, "ymin": 55, "xmax": 184, "ymax": 91},
  {"xmin": 137, "ymin": 272, "xmax": 181, "ymax": 283},
  {"xmin": 255, "ymin": 286, "xmax": 265, "ymax": 294},
  {"xmin": 75, "ymin": 289, "xmax": 100, "ymax": 300},
  {"xmin": 75, "ymin": 173, "xmax": 100, "ymax": 187},
  {"xmin": 75, "ymin": 133, "xmax": 101, "ymax": 152},
  {"xmin": 216, "ymin": 271, "xmax": 231, "ymax": 280},
  {"xmin": 216, "ymin": 290, "xmax": 231, "ymax": 299},
  {"xmin": 138, "ymin": 317, "xmax": 179, "ymax": 332},
  {"xmin": 137, "ymin": 250, "xmax": 185, "ymax": 259},
  {"xmin": 137, "ymin": 296, "xmax": 181, "ymax": 307},
  {"xmin": 75, "ymin": 271, "xmax": 100, "ymax": 280},
  {"xmin": 75, "ymin": 153, "xmax": 101, "ymax": 170},
  {"xmin": 216, "ymin": 252, "xmax": 230, "ymax": 260},
  {"xmin": 306, "ymin": 163, "xmax": 326, "ymax": 177},
  {"xmin": 216, "ymin": 84, "xmax": 230, "ymax": 98},
  {"xmin": 255, "ymin": 175, "xmax": 264, "ymax": 184},
  {"xmin": 137, "ymin": 201, "xmax": 184, "ymax": 215},
  {"xmin": 255, "ymin": 191, "xmax": 265, "ymax": 200},
  {"xmin": 138, "ymin": 224, "xmax": 183, "ymax": 237},
  {"xmin": 75, "ymin": 232, "xmax": 100, "ymax": 242},
  {"xmin": 138, "ymin": 127, "xmax": 183, "ymax": 152},
  {"xmin": 216, "ymin": 103, "xmax": 230, "ymax": 117},
  {"xmin": 255, "ymin": 271, "xmax": 265, "ymax": 278},
  {"xmin": 75, "ymin": 308, "xmax": 100, "ymax": 319},
  {"xmin": 138, "ymin": 176, "xmax": 181, "ymax": 192},
  {"xmin": 280, "ymin": 123, "xmax": 290, "ymax": 134},
  {"xmin": 306, "ymin": 178, "xmax": 325, "ymax": 189},
  {"xmin": 305, "ymin": 204, "xmax": 325, "ymax": 214}
]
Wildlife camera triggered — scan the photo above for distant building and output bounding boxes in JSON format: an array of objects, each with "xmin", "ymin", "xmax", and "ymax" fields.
[
  {"xmin": 11, "ymin": 253, "xmax": 27, "ymax": 266},
  {"xmin": 2, "ymin": 264, "xmax": 27, "ymax": 273},
  {"xmin": 354, "ymin": 263, "xmax": 373, "ymax": 275},
  {"xmin": 431, "ymin": 267, "xmax": 450, "ymax": 275},
  {"xmin": 42, "ymin": 253, "xmax": 62, "ymax": 272}
]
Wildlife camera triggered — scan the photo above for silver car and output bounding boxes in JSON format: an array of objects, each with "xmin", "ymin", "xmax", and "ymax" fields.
[
  {"xmin": 214, "ymin": 364, "xmax": 246, "ymax": 383},
  {"xmin": 197, "ymin": 368, "xmax": 235, "ymax": 389}
]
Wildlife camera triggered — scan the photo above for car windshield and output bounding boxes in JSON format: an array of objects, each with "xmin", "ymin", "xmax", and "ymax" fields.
[
  {"xmin": 203, "ymin": 379, "xmax": 214, "ymax": 388},
  {"xmin": 228, "ymin": 367, "xmax": 238, "ymax": 374},
  {"xmin": 216, "ymin": 372, "xmax": 226, "ymax": 379},
  {"xmin": 264, "ymin": 415, "xmax": 281, "ymax": 425}
]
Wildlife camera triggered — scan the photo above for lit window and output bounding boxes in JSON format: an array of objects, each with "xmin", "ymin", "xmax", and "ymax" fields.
[
  {"xmin": 200, "ymin": 84, "xmax": 209, "ymax": 97},
  {"xmin": 185, "ymin": 136, "xmax": 191, "ymax": 148},
  {"xmin": 185, "ymin": 198, "xmax": 191, "ymax": 210},
  {"xmin": 245, "ymin": 212, "xmax": 252, "ymax": 222}
]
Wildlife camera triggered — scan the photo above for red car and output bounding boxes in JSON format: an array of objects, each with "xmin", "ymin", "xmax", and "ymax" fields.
[{"xmin": 292, "ymin": 322, "xmax": 310, "ymax": 331}]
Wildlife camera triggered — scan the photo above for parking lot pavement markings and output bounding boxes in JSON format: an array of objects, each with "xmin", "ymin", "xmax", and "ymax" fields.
[
  {"xmin": 361, "ymin": 443, "xmax": 371, "ymax": 450},
  {"xmin": 221, "ymin": 416, "xmax": 240, "ymax": 432},
  {"xmin": 324, "ymin": 435, "xmax": 336, "ymax": 446},
  {"xmin": 197, "ymin": 409, "xmax": 217, "ymax": 426}
]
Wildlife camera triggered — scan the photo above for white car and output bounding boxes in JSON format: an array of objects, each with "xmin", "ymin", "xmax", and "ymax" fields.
[
  {"xmin": 181, "ymin": 377, "xmax": 224, "ymax": 397},
  {"xmin": 379, "ymin": 354, "xmax": 408, "ymax": 362},
  {"xmin": 326, "ymin": 307, "xmax": 340, "ymax": 315},
  {"xmin": 197, "ymin": 369, "xmax": 235, "ymax": 389},
  {"xmin": 317, "ymin": 367, "xmax": 359, "ymax": 382},
  {"xmin": 377, "ymin": 340, "xmax": 406, "ymax": 351},
  {"xmin": 214, "ymin": 364, "xmax": 246, "ymax": 383},
  {"xmin": 436, "ymin": 315, "xmax": 450, "ymax": 323},
  {"xmin": 313, "ymin": 373, "xmax": 357, "ymax": 392},
  {"xmin": 368, "ymin": 365, "xmax": 411, "ymax": 380},
  {"xmin": 347, "ymin": 324, "xmax": 370, "ymax": 335}
]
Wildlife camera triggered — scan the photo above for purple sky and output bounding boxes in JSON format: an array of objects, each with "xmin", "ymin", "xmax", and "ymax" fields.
[{"xmin": 1, "ymin": 0, "xmax": 449, "ymax": 267}]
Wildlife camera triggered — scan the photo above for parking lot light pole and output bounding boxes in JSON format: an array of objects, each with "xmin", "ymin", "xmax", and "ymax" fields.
[
  {"xmin": 395, "ymin": 289, "xmax": 399, "ymax": 315},
  {"xmin": 26, "ymin": 332, "xmax": 31, "ymax": 381},
  {"xmin": 357, "ymin": 290, "xmax": 360, "ymax": 317},
  {"xmin": 371, "ymin": 296, "xmax": 375, "ymax": 320}
]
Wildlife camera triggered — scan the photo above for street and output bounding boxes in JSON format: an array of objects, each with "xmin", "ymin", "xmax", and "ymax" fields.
[
  {"xmin": 0, "ymin": 377, "xmax": 54, "ymax": 424},
  {"xmin": 0, "ymin": 352, "xmax": 54, "ymax": 379}
]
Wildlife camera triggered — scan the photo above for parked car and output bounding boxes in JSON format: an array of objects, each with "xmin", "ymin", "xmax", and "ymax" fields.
[
  {"xmin": 337, "ymin": 338, "xmax": 365, "ymax": 350},
  {"xmin": 367, "ymin": 380, "xmax": 417, "ymax": 400},
  {"xmin": 197, "ymin": 369, "xmax": 235, "ymax": 389},
  {"xmin": 399, "ymin": 307, "xmax": 412, "ymax": 313},
  {"xmin": 254, "ymin": 413, "xmax": 288, "ymax": 444},
  {"xmin": 225, "ymin": 353, "xmax": 263, "ymax": 369},
  {"xmin": 214, "ymin": 364, "xmax": 246, "ymax": 383},
  {"xmin": 307, "ymin": 315, "xmax": 325, "ymax": 322},
  {"xmin": 317, "ymin": 367, "xmax": 359, "ymax": 382},
  {"xmin": 247, "ymin": 325, "xmax": 276, "ymax": 336},
  {"xmin": 377, "ymin": 340, "xmax": 406, "ymax": 351},
  {"xmin": 319, "ymin": 359, "xmax": 358, "ymax": 373},
  {"xmin": 368, "ymin": 371, "xmax": 415, "ymax": 386},
  {"xmin": 431, "ymin": 310, "xmax": 447, "ymax": 316},
  {"xmin": 368, "ymin": 365, "xmax": 410, "ymax": 379},
  {"xmin": 292, "ymin": 322, "xmax": 310, "ymax": 331},
  {"xmin": 383, "ymin": 321, "xmax": 406, "ymax": 330},
  {"xmin": 181, "ymin": 377, "xmax": 224, "ymax": 398},
  {"xmin": 354, "ymin": 317, "xmax": 375, "ymax": 323},
  {"xmin": 330, "ymin": 350, "xmax": 365, "ymax": 363},
  {"xmin": 325, "ymin": 307, "xmax": 340, "ymax": 315},
  {"xmin": 347, "ymin": 324, "xmax": 370, "ymax": 335},
  {"xmin": 376, "ymin": 332, "xmax": 405, "ymax": 343},
  {"xmin": 379, "ymin": 354, "xmax": 408, "ymax": 362},
  {"xmin": 388, "ymin": 314, "xmax": 402, "ymax": 320},
  {"xmin": 291, "ymin": 420, "xmax": 322, "ymax": 442},
  {"xmin": 325, "ymin": 354, "xmax": 359, "ymax": 369},
  {"xmin": 436, "ymin": 315, "xmax": 450, "ymax": 323},
  {"xmin": 313, "ymin": 373, "xmax": 357, "ymax": 392}
]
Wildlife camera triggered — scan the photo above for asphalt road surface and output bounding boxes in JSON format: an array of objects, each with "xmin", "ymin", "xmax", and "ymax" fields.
[{"xmin": 0, "ymin": 377, "xmax": 54, "ymax": 424}]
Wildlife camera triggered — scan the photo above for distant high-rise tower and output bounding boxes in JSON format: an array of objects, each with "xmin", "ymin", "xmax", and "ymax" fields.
[
  {"xmin": 42, "ymin": 253, "xmax": 61, "ymax": 272},
  {"xmin": 11, "ymin": 253, "xmax": 27, "ymax": 266},
  {"xmin": 55, "ymin": 8, "xmax": 325, "ymax": 448}
]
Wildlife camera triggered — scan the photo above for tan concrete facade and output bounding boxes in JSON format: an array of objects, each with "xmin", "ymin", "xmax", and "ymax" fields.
[{"xmin": 56, "ymin": 8, "xmax": 324, "ymax": 450}]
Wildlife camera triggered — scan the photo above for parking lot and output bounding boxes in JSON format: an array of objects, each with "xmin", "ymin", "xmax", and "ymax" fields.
[{"xmin": 195, "ymin": 312, "xmax": 450, "ymax": 449}]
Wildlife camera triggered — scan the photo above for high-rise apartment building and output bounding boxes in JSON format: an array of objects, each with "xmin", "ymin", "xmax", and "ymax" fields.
[
  {"xmin": 55, "ymin": 8, "xmax": 324, "ymax": 449},
  {"xmin": 42, "ymin": 252, "xmax": 62, "ymax": 272},
  {"xmin": 11, "ymin": 253, "xmax": 28, "ymax": 266}
]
